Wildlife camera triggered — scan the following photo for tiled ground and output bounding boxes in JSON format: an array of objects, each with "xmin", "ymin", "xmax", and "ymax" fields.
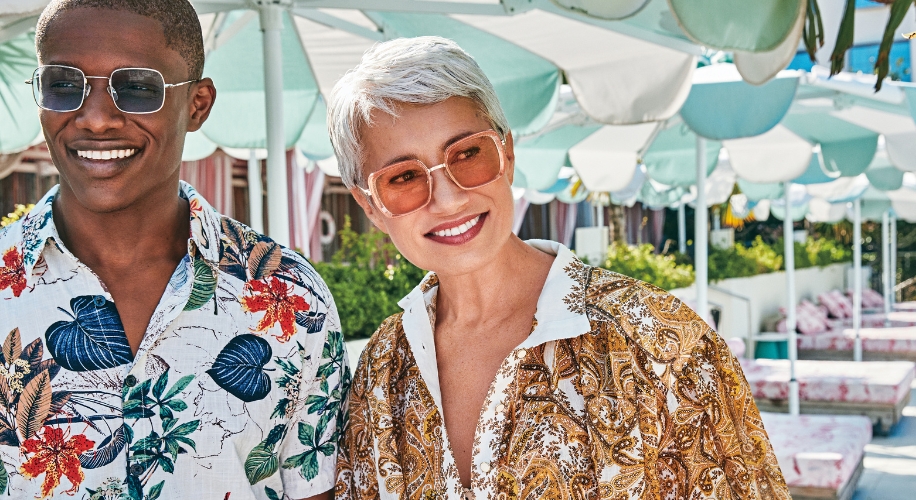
[
  {"xmin": 344, "ymin": 340, "xmax": 916, "ymax": 499},
  {"xmin": 854, "ymin": 385, "xmax": 916, "ymax": 500}
]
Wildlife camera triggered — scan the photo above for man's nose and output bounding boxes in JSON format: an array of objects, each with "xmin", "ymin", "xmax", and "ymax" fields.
[{"xmin": 72, "ymin": 80, "xmax": 126, "ymax": 133}]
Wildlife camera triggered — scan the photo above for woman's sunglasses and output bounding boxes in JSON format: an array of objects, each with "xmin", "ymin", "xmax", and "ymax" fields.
[
  {"xmin": 26, "ymin": 65, "xmax": 198, "ymax": 114},
  {"xmin": 360, "ymin": 130, "xmax": 506, "ymax": 217}
]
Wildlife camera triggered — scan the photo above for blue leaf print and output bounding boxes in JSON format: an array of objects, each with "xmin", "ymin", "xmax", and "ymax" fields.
[
  {"xmin": 206, "ymin": 335, "xmax": 273, "ymax": 403},
  {"xmin": 45, "ymin": 295, "xmax": 132, "ymax": 372},
  {"xmin": 295, "ymin": 311, "xmax": 326, "ymax": 334}
]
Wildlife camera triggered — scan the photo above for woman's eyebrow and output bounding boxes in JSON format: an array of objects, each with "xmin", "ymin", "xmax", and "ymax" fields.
[{"xmin": 380, "ymin": 130, "xmax": 481, "ymax": 167}]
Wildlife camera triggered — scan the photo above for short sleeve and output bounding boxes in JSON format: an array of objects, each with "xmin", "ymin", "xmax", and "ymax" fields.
[{"xmin": 278, "ymin": 293, "xmax": 351, "ymax": 498}]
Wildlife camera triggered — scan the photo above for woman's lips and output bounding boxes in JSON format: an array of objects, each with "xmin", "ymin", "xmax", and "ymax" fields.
[{"xmin": 425, "ymin": 212, "xmax": 487, "ymax": 246}]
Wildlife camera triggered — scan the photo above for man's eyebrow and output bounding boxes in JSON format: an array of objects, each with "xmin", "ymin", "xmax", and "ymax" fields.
[{"xmin": 380, "ymin": 130, "xmax": 480, "ymax": 168}]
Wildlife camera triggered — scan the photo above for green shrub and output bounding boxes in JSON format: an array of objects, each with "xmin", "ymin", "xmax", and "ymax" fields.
[
  {"xmin": 312, "ymin": 217, "xmax": 426, "ymax": 340},
  {"xmin": 773, "ymin": 239, "xmax": 813, "ymax": 270},
  {"xmin": 600, "ymin": 243, "xmax": 695, "ymax": 290},
  {"xmin": 804, "ymin": 237, "xmax": 853, "ymax": 267},
  {"xmin": 708, "ymin": 237, "xmax": 782, "ymax": 281}
]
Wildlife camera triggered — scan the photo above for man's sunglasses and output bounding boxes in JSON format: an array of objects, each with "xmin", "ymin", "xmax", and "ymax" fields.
[
  {"xmin": 360, "ymin": 130, "xmax": 506, "ymax": 217},
  {"xmin": 26, "ymin": 65, "xmax": 198, "ymax": 114}
]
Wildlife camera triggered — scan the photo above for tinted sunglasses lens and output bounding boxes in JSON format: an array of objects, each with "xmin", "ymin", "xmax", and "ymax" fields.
[
  {"xmin": 373, "ymin": 161, "xmax": 431, "ymax": 216},
  {"xmin": 34, "ymin": 66, "xmax": 85, "ymax": 112},
  {"xmin": 110, "ymin": 68, "xmax": 166, "ymax": 113},
  {"xmin": 446, "ymin": 134, "xmax": 502, "ymax": 188}
]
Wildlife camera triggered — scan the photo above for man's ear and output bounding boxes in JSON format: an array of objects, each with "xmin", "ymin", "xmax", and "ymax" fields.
[
  {"xmin": 504, "ymin": 131, "xmax": 516, "ymax": 186},
  {"xmin": 349, "ymin": 186, "xmax": 389, "ymax": 233},
  {"xmin": 187, "ymin": 77, "xmax": 216, "ymax": 132}
]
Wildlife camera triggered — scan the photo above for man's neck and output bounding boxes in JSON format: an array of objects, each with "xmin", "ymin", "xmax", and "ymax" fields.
[{"xmin": 51, "ymin": 182, "xmax": 191, "ymax": 271}]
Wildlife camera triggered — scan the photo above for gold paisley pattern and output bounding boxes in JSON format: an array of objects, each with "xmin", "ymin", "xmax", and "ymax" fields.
[{"xmin": 336, "ymin": 241, "xmax": 789, "ymax": 500}]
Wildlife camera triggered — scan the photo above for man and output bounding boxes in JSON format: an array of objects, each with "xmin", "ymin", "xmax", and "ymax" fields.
[{"xmin": 0, "ymin": 1, "xmax": 345, "ymax": 499}]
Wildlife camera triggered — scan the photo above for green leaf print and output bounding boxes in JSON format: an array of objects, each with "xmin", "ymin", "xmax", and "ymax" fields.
[
  {"xmin": 147, "ymin": 481, "xmax": 164, "ymax": 500},
  {"xmin": 281, "ymin": 422, "xmax": 334, "ymax": 481},
  {"xmin": 0, "ymin": 464, "xmax": 7, "ymax": 494},
  {"xmin": 244, "ymin": 424, "xmax": 287, "ymax": 485},
  {"xmin": 265, "ymin": 485, "xmax": 281, "ymax": 500},
  {"xmin": 184, "ymin": 257, "xmax": 216, "ymax": 311}
]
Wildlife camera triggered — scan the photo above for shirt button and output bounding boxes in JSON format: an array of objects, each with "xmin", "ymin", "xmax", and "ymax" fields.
[
  {"xmin": 479, "ymin": 462, "xmax": 490, "ymax": 473},
  {"xmin": 516, "ymin": 349, "xmax": 527, "ymax": 360},
  {"xmin": 93, "ymin": 295, "xmax": 106, "ymax": 307},
  {"xmin": 129, "ymin": 464, "xmax": 144, "ymax": 476},
  {"xmin": 495, "ymin": 403, "xmax": 505, "ymax": 412},
  {"xmin": 124, "ymin": 375, "xmax": 137, "ymax": 387}
]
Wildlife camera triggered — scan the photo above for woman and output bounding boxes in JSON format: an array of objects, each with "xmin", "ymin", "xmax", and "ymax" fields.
[{"xmin": 330, "ymin": 36, "xmax": 788, "ymax": 500}]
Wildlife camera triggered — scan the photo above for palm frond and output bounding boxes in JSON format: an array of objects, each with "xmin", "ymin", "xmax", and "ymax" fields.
[
  {"xmin": 829, "ymin": 0, "xmax": 857, "ymax": 76},
  {"xmin": 873, "ymin": 0, "xmax": 913, "ymax": 90},
  {"xmin": 803, "ymin": 0, "xmax": 825, "ymax": 62}
]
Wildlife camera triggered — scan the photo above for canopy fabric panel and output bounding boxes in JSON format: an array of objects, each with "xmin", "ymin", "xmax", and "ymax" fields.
[
  {"xmin": 770, "ymin": 202, "xmax": 808, "ymax": 221},
  {"xmin": 793, "ymin": 150, "xmax": 839, "ymax": 185},
  {"xmin": 0, "ymin": 33, "xmax": 40, "ymax": 153},
  {"xmin": 454, "ymin": 9, "xmax": 696, "ymax": 124},
  {"xmin": 806, "ymin": 175, "xmax": 869, "ymax": 203},
  {"xmin": 373, "ymin": 11, "xmax": 560, "ymax": 135},
  {"xmin": 666, "ymin": 0, "xmax": 803, "ymax": 52},
  {"xmin": 732, "ymin": 4, "xmax": 805, "ymax": 85},
  {"xmin": 567, "ymin": 122, "xmax": 657, "ymax": 192},
  {"xmin": 832, "ymin": 106, "xmax": 916, "ymax": 173},
  {"xmin": 291, "ymin": 13, "xmax": 376, "ymax": 100},
  {"xmin": 514, "ymin": 124, "xmax": 600, "ymax": 191},
  {"xmin": 724, "ymin": 125, "xmax": 811, "ymax": 183},
  {"xmin": 297, "ymin": 96, "xmax": 334, "ymax": 160},
  {"xmin": 888, "ymin": 182, "xmax": 916, "ymax": 222},
  {"xmin": 859, "ymin": 187, "xmax": 893, "ymax": 221},
  {"xmin": 679, "ymin": 64, "xmax": 798, "ymax": 140},
  {"xmin": 550, "ymin": 0, "xmax": 651, "ymax": 20},
  {"xmin": 704, "ymin": 160, "xmax": 738, "ymax": 206},
  {"xmin": 904, "ymin": 86, "xmax": 916, "ymax": 125},
  {"xmin": 201, "ymin": 11, "xmax": 319, "ymax": 149},
  {"xmin": 738, "ymin": 179, "xmax": 784, "ymax": 201},
  {"xmin": 639, "ymin": 180, "xmax": 686, "ymax": 209},
  {"xmin": 865, "ymin": 154, "xmax": 905, "ymax": 192},
  {"xmin": 782, "ymin": 113, "xmax": 878, "ymax": 177},
  {"xmin": 642, "ymin": 124, "xmax": 720, "ymax": 187},
  {"xmin": 182, "ymin": 131, "xmax": 219, "ymax": 162},
  {"xmin": 806, "ymin": 198, "xmax": 847, "ymax": 223}
]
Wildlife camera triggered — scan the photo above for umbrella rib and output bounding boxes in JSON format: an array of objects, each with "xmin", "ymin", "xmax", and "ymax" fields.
[{"xmin": 292, "ymin": 8, "xmax": 384, "ymax": 41}]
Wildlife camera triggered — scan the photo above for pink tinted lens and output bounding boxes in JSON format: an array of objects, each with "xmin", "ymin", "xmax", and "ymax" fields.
[
  {"xmin": 372, "ymin": 160, "xmax": 431, "ymax": 215},
  {"xmin": 446, "ymin": 134, "xmax": 502, "ymax": 188}
]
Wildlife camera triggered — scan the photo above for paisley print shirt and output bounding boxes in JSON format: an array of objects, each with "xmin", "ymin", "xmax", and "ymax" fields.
[
  {"xmin": 336, "ymin": 240, "xmax": 788, "ymax": 500},
  {"xmin": 0, "ymin": 182, "xmax": 349, "ymax": 500}
]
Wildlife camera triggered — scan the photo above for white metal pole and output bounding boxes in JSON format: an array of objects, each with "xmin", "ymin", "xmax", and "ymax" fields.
[
  {"xmin": 883, "ymin": 209, "xmax": 892, "ymax": 317},
  {"xmin": 891, "ymin": 212, "xmax": 898, "ymax": 306},
  {"xmin": 595, "ymin": 202, "xmax": 604, "ymax": 228},
  {"xmin": 677, "ymin": 203, "xmax": 687, "ymax": 254},
  {"xmin": 260, "ymin": 4, "xmax": 290, "ymax": 247},
  {"xmin": 248, "ymin": 150, "xmax": 264, "ymax": 234},
  {"xmin": 784, "ymin": 182, "xmax": 799, "ymax": 415},
  {"xmin": 695, "ymin": 137, "xmax": 709, "ymax": 323},
  {"xmin": 853, "ymin": 199, "xmax": 863, "ymax": 362}
]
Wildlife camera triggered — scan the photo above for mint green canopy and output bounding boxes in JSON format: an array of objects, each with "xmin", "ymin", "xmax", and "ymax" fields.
[
  {"xmin": 865, "ymin": 157, "xmax": 905, "ymax": 192},
  {"xmin": 738, "ymin": 179, "xmax": 784, "ymax": 201},
  {"xmin": 667, "ymin": 0, "xmax": 802, "ymax": 52},
  {"xmin": 0, "ymin": 33, "xmax": 40, "ymax": 153},
  {"xmin": 782, "ymin": 113, "xmax": 878, "ymax": 178},
  {"xmin": 642, "ymin": 124, "xmax": 720, "ymax": 187},
  {"xmin": 514, "ymin": 124, "xmax": 600, "ymax": 191}
]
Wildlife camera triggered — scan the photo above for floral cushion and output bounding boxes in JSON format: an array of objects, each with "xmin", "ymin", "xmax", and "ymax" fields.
[
  {"xmin": 797, "ymin": 326, "xmax": 916, "ymax": 353},
  {"xmin": 739, "ymin": 358, "xmax": 915, "ymax": 405},
  {"xmin": 761, "ymin": 412, "xmax": 872, "ymax": 491}
]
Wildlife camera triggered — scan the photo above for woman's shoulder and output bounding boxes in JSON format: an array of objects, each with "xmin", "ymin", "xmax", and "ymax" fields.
[{"xmin": 582, "ymin": 266, "xmax": 713, "ymax": 368}]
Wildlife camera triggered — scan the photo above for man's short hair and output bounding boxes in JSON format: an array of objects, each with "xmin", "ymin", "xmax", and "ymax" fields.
[
  {"xmin": 35, "ymin": 0, "xmax": 205, "ymax": 80},
  {"xmin": 328, "ymin": 36, "xmax": 511, "ymax": 190}
]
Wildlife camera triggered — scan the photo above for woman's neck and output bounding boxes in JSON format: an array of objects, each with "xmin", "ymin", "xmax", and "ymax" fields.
[{"xmin": 434, "ymin": 236, "xmax": 555, "ymax": 328}]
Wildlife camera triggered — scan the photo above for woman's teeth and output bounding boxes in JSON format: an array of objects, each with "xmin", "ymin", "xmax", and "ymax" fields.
[
  {"xmin": 433, "ymin": 215, "xmax": 480, "ymax": 237},
  {"xmin": 76, "ymin": 149, "xmax": 137, "ymax": 160}
]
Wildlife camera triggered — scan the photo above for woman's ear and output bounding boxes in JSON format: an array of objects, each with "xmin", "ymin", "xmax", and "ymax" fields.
[
  {"xmin": 349, "ymin": 186, "xmax": 389, "ymax": 233},
  {"xmin": 504, "ymin": 131, "xmax": 516, "ymax": 185}
]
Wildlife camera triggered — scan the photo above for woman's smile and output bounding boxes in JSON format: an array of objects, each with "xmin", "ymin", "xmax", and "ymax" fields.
[{"xmin": 426, "ymin": 212, "xmax": 487, "ymax": 245}]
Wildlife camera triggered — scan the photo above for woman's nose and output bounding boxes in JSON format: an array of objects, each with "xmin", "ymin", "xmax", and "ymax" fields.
[{"xmin": 427, "ymin": 166, "xmax": 470, "ymax": 214}]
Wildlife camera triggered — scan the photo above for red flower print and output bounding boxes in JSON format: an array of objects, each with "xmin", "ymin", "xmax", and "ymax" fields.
[
  {"xmin": 20, "ymin": 426, "xmax": 95, "ymax": 498},
  {"xmin": 240, "ymin": 276, "xmax": 309, "ymax": 342},
  {"xmin": 0, "ymin": 246, "xmax": 27, "ymax": 297},
  {"xmin": 189, "ymin": 197, "xmax": 203, "ymax": 215}
]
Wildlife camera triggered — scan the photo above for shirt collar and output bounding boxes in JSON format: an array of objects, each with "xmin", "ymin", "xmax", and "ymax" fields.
[{"xmin": 18, "ymin": 181, "xmax": 223, "ymax": 280}]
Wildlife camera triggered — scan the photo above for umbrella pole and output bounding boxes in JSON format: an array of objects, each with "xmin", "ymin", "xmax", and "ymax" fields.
[
  {"xmin": 248, "ymin": 150, "xmax": 264, "ymax": 234},
  {"xmin": 260, "ymin": 4, "xmax": 290, "ymax": 247},
  {"xmin": 883, "ymin": 209, "xmax": 891, "ymax": 318},
  {"xmin": 784, "ymin": 182, "xmax": 799, "ymax": 416},
  {"xmin": 891, "ymin": 211, "xmax": 897, "ymax": 305},
  {"xmin": 853, "ymin": 198, "xmax": 862, "ymax": 362},
  {"xmin": 695, "ymin": 137, "xmax": 708, "ymax": 323},
  {"xmin": 678, "ymin": 203, "xmax": 686, "ymax": 254}
]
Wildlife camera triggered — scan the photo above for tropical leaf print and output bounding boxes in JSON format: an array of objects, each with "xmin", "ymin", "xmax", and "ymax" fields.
[
  {"xmin": 2, "ymin": 327, "xmax": 21, "ymax": 364},
  {"xmin": 207, "ymin": 334, "xmax": 273, "ymax": 402},
  {"xmin": 241, "ymin": 277, "xmax": 310, "ymax": 342},
  {"xmin": 19, "ymin": 425, "xmax": 94, "ymax": 498},
  {"xmin": 264, "ymin": 486, "xmax": 281, "ymax": 500},
  {"xmin": 294, "ymin": 311, "xmax": 326, "ymax": 334},
  {"xmin": 0, "ymin": 464, "xmax": 7, "ymax": 494},
  {"xmin": 281, "ymin": 422, "xmax": 334, "ymax": 481},
  {"xmin": 0, "ymin": 246, "xmax": 27, "ymax": 297},
  {"xmin": 244, "ymin": 424, "xmax": 286, "ymax": 485},
  {"xmin": 16, "ymin": 370, "xmax": 51, "ymax": 441},
  {"xmin": 248, "ymin": 241, "xmax": 282, "ymax": 280},
  {"xmin": 45, "ymin": 295, "xmax": 132, "ymax": 371},
  {"xmin": 184, "ymin": 257, "xmax": 216, "ymax": 311},
  {"xmin": 79, "ymin": 423, "xmax": 131, "ymax": 469}
]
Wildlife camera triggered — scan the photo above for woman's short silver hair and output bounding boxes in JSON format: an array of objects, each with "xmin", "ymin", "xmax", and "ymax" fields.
[{"xmin": 328, "ymin": 36, "xmax": 510, "ymax": 189}]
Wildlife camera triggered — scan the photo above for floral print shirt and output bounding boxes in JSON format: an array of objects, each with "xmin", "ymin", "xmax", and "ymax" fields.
[
  {"xmin": 0, "ymin": 182, "xmax": 349, "ymax": 500},
  {"xmin": 336, "ymin": 240, "xmax": 789, "ymax": 500}
]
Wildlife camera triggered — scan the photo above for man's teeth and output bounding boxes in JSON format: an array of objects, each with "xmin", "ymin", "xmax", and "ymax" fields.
[
  {"xmin": 433, "ymin": 215, "xmax": 481, "ymax": 237},
  {"xmin": 76, "ymin": 149, "xmax": 137, "ymax": 160}
]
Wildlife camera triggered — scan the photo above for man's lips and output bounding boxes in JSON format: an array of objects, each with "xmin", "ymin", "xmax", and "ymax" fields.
[
  {"xmin": 74, "ymin": 148, "xmax": 138, "ymax": 160},
  {"xmin": 425, "ymin": 212, "xmax": 487, "ymax": 245}
]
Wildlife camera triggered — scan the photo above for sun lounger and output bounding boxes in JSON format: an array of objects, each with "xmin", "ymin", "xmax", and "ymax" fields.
[
  {"xmin": 893, "ymin": 301, "xmax": 916, "ymax": 312},
  {"xmin": 798, "ymin": 326, "xmax": 916, "ymax": 362},
  {"xmin": 740, "ymin": 357, "xmax": 914, "ymax": 434},
  {"xmin": 761, "ymin": 412, "xmax": 871, "ymax": 500}
]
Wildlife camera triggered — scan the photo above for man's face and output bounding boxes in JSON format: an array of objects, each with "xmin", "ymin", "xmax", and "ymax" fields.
[{"xmin": 37, "ymin": 8, "xmax": 214, "ymax": 213}]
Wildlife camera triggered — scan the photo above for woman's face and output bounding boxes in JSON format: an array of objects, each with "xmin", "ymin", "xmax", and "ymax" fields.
[{"xmin": 351, "ymin": 97, "xmax": 516, "ymax": 276}]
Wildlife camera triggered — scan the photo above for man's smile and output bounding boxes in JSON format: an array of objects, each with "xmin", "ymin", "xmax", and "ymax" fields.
[{"xmin": 75, "ymin": 148, "xmax": 138, "ymax": 160}]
